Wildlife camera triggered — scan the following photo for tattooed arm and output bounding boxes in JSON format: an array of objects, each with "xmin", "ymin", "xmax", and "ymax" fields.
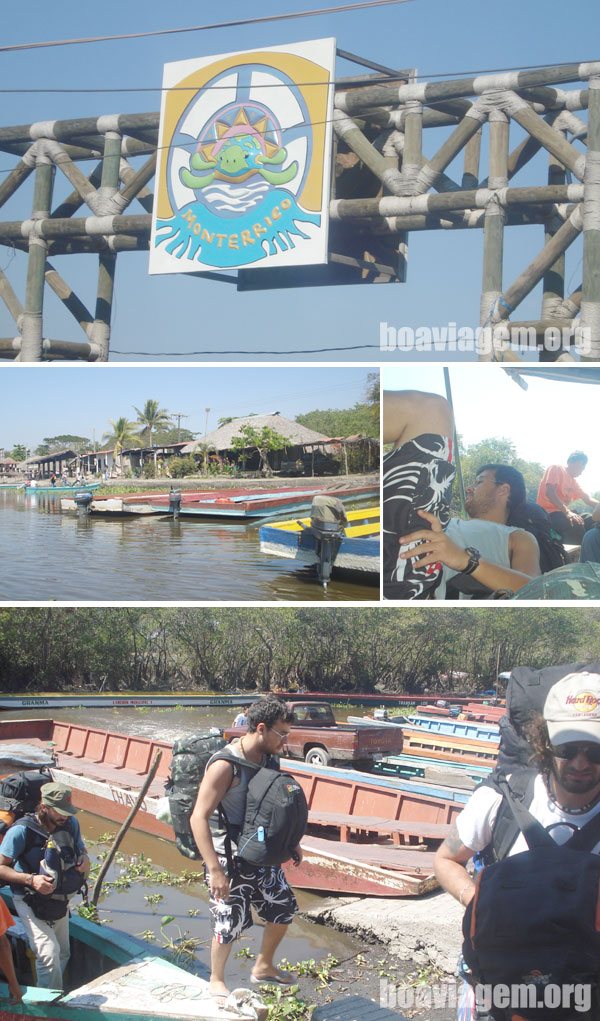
[{"xmin": 433, "ymin": 823, "xmax": 477, "ymax": 909}]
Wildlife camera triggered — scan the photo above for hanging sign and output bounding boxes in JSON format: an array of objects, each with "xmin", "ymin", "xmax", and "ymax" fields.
[{"xmin": 150, "ymin": 38, "xmax": 335, "ymax": 275}]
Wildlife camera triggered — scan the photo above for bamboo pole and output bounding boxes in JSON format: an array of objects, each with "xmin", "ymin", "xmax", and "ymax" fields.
[
  {"xmin": 540, "ymin": 137, "xmax": 567, "ymax": 362},
  {"xmin": 0, "ymin": 268, "xmax": 23, "ymax": 324},
  {"xmin": 51, "ymin": 164, "xmax": 103, "ymax": 220},
  {"xmin": 91, "ymin": 750, "xmax": 163, "ymax": 907},
  {"xmin": 0, "ymin": 158, "xmax": 34, "ymax": 211},
  {"xmin": 479, "ymin": 112, "xmax": 509, "ymax": 362},
  {"xmin": 509, "ymin": 103, "xmax": 587, "ymax": 180},
  {"xmin": 580, "ymin": 76, "xmax": 600, "ymax": 361},
  {"xmin": 493, "ymin": 208, "xmax": 584, "ymax": 329},
  {"xmin": 92, "ymin": 131, "xmax": 122, "ymax": 360},
  {"xmin": 44, "ymin": 262, "xmax": 93, "ymax": 338},
  {"xmin": 20, "ymin": 158, "xmax": 54, "ymax": 361},
  {"xmin": 462, "ymin": 129, "xmax": 481, "ymax": 189},
  {"xmin": 119, "ymin": 152, "xmax": 157, "ymax": 211}
]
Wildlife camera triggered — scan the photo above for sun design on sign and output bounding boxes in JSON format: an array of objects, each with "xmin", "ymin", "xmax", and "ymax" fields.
[{"xmin": 180, "ymin": 105, "xmax": 299, "ymax": 193}]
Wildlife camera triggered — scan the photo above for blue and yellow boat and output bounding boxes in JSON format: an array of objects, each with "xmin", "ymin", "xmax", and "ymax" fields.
[{"xmin": 259, "ymin": 505, "xmax": 380, "ymax": 583}]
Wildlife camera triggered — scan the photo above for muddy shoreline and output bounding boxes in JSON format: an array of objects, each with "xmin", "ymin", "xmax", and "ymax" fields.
[{"xmin": 296, "ymin": 891, "xmax": 463, "ymax": 1017}]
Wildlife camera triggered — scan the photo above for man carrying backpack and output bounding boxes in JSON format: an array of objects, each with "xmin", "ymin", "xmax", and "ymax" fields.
[
  {"xmin": 434, "ymin": 671, "xmax": 600, "ymax": 1019},
  {"xmin": 0, "ymin": 783, "xmax": 89, "ymax": 991},
  {"xmin": 190, "ymin": 698, "xmax": 303, "ymax": 1002}
]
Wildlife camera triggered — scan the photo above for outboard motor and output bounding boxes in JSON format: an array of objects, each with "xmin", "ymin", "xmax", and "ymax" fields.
[
  {"xmin": 300, "ymin": 495, "xmax": 348, "ymax": 590},
  {"xmin": 169, "ymin": 489, "xmax": 182, "ymax": 520},
  {"xmin": 74, "ymin": 491, "xmax": 93, "ymax": 516}
]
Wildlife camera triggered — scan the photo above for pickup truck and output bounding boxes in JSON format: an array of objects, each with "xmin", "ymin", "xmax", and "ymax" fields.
[{"xmin": 222, "ymin": 700, "xmax": 402, "ymax": 768}]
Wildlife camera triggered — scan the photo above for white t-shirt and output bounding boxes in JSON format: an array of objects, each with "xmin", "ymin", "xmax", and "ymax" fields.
[{"xmin": 457, "ymin": 773, "xmax": 600, "ymax": 856}]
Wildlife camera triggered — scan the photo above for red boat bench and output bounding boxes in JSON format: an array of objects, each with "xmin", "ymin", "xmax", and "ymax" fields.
[{"xmin": 307, "ymin": 809, "xmax": 451, "ymax": 846}]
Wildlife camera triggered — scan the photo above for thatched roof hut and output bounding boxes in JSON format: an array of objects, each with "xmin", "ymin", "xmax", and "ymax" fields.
[{"xmin": 181, "ymin": 413, "xmax": 330, "ymax": 454}]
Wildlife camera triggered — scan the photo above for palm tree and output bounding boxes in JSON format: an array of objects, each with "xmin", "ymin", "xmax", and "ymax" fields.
[
  {"xmin": 133, "ymin": 400, "xmax": 173, "ymax": 447},
  {"xmin": 103, "ymin": 417, "xmax": 139, "ymax": 472}
]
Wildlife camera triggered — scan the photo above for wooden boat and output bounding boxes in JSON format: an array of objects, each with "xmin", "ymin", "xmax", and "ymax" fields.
[
  {"xmin": 347, "ymin": 714, "xmax": 500, "ymax": 742},
  {"xmin": 402, "ymin": 729, "xmax": 498, "ymax": 766},
  {"xmin": 158, "ymin": 485, "xmax": 379, "ymax": 521},
  {"xmin": 60, "ymin": 484, "xmax": 379, "ymax": 520},
  {"xmin": 60, "ymin": 486, "xmax": 298, "ymax": 516},
  {"xmin": 0, "ymin": 719, "xmax": 465, "ymax": 897},
  {"xmin": 0, "ymin": 692, "xmax": 254, "ymax": 711},
  {"xmin": 0, "ymin": 483, "xmax": 25, "ymax": 490},
  {"xmin": 24, "ymin": 483, "xmax": 101, "ymax": 495},
  {"xmin": 259, "ymin": 507, "xmax": 380, "ymax": 576},
  {"xmin": 0, "ymin": 893, "xmax": 265, "ymax": 1020}
]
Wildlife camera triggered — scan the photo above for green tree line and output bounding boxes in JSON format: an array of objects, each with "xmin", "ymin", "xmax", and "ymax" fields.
[{"xmin": 1, "ymin": 608, "xmax": 599, "ymax": 695}]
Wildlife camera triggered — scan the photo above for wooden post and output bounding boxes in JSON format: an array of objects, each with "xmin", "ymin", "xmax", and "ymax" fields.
[
  {"xmin": 480, "ymin": 112, "xmax": 509, "ymax": 361},
  {"xmin": 20, "ymin": 157, "xmax": 54, "ymax": 361},
  {"xmin": 580, "ymin": 76, "xmax": 600, "ymax": 361}
]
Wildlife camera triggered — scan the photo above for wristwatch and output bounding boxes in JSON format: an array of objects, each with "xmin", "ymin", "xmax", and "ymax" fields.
[{"xmin": 459, "ymin": 546, "xmax": 481, "ymax": 576}]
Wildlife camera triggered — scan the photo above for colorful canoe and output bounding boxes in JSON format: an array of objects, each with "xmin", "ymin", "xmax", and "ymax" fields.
[
  {"xmin": 60, "ymin": 484, "xmax": 379, "ymax": 519},
  {"xmin": 25, "ymin": 483, "xmax": 101, "ymax": 495},
  {"xmin": 0, "ymin": 692, "xmax": 255, "ymax": 710},
  {"xmin": 259, "ymin": 507, "xmax": 380, "ymax": 575},
  {"xmin": 0, "ymin": 892, "xmax": 264, "ymax": 1020}
]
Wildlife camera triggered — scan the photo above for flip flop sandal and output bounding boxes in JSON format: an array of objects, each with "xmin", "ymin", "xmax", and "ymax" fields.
[{"xmin": 250, "ymin": 972, "xmax": 293, "ymax": 986}]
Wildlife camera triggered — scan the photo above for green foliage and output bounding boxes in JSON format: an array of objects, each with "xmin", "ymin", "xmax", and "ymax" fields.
[
  {"xmin": 458, "ymin": 436, "xmax": 545, "ymax": 506},
  {"xmin": 153, "ymin": 427, "xmax": 197, "ymax": 445},
  {"xmin": 8, "ymin": 444, "xmax": 28, "ymax": 461},
  {"xmin": 102, "ymin": 417, "xmax": 138, "ymax": 453},
  {"xmin": 34, "ymin": 435, "xmax": 91, "ymax": 456},
  {"xmin": 168, "ymin": 455, "xmax": 198, "ymax": 478},
  {"xmin": 1, "ymin": 607, "xmax": 600, "ymax": 695},
  {"xmin": 231, "ymin": 425, "xmax": 289, "ymax": 473},
  {"xmin": 263, "ymin": 986, "xmax": 314, "ymax": 1020},
  {"xmin": 296, "ymin": 402, "xmax": 378, "ymax": 439},
  {"xmin": 142, "ymin": 462, "xmax": 157, "ymax": 479},
  {"xmin": 133, "ymin": 400, "xmax": 173, "ymax": 447}
]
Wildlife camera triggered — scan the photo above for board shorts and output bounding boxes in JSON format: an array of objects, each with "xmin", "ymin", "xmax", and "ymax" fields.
[
  {"xmin": 206, "ymin": 855, "xmax": 298, "ymax": 944},
  {"xmin": 383, "ymin": 433, "xmax": 455, "ymax": 600}
]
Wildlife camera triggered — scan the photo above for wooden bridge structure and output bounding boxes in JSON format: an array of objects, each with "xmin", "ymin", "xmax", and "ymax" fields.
[{"xmin": 0, "ymin": 58, "xmax": 599, "ymax": 361}]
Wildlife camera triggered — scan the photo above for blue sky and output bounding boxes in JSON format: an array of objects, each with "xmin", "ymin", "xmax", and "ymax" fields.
[
  {"xmin": 383, "ymin": 364, "xmax": 600, "ymax": 492},
  {"xmin": 1, "ymin": 365, "xmax": 374, "ymax": 450},
  {"xmin": 0, "ymin": 0, "xmax": 595, "ymax": 362}
]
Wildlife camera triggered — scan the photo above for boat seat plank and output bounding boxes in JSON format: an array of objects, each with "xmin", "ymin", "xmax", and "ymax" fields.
[
  {"xmin": 302, "ymin": 836, "xmax": 436, "ymax": 872},
  {"xmin": 53, "ymin": 752, "xmax": 165, "ymax": 798},
  {"xmin": 308, "ymin": 809, "xmax": 450, "ymax": 845},
  {"xmin": 314, "ymin": 996, "xmax": 408, "ymax": 1020}
]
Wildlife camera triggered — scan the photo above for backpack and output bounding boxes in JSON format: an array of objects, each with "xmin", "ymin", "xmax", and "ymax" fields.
[
  {"xmin": 167, "ymin": 733, "xmax": 307, "ymax": 869},
  {"xmin": 463, "ymin": 776, "xmax": 600, "ymax": 1019},
  {"xmin": 495, "ymin": 661, "xmax": 600, "ymax": 774},
  {"xmin": 507, "ymin": 501, "xmax": 569, "ymax": 575},
  {"xmin": 13, "ymin": 814, "xmax": 86, "ymax": 921},
  {"xmin": 236, "ymin": 768, "xmax": 308, "ymax": 867},
  {"xmin": 0, "ymin": 769, "xmax": 53, "ymax": 836},
  {"xmin": 165, "ymin": 731, "xmax": 227, "ymax": 860}
]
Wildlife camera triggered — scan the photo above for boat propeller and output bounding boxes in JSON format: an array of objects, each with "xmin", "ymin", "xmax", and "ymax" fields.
[
  {"xmin": 74, "ymin": 491, "xmax": 94, "ymax": 516},
  {"xmin": 168, "ymin": 488, "xmax": 182, "ymax": 520},
  {"xmin": 299, "ymin": 495, "xmax": 348, "ymax": 590}
]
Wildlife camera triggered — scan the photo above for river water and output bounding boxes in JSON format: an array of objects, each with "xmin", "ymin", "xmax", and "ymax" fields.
[
  {"xmin": 0, "ymin": 491, "xmax": 378, "ymax": 601},
  {"xmin": 2, "ymin": 706, "xmax": 363, "ymax": 988}
]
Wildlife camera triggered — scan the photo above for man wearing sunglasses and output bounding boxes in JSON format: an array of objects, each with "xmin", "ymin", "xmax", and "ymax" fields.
[
  {"xmin": 191, "ymin": 697, "xmax": 302, "ymax": 1003},
  {"xmin": 434, "ymin": 672, "xmax": 600, "ymax": 1016}
]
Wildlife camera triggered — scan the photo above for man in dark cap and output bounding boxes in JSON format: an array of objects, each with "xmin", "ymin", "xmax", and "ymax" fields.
[{"xmin": 0, "ymin": 782, "xmax": 89, "ymax": 990}]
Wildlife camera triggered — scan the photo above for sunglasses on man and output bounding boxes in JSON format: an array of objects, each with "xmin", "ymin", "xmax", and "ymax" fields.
[{"xmin": 550, "ymin": 742, "xmax": 600, "ymax": 763}]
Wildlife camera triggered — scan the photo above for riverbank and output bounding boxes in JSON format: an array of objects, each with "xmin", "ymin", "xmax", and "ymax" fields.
[{"xmin": 298, "ymin": 891, "xmax": 462, "ymax": 1018}]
